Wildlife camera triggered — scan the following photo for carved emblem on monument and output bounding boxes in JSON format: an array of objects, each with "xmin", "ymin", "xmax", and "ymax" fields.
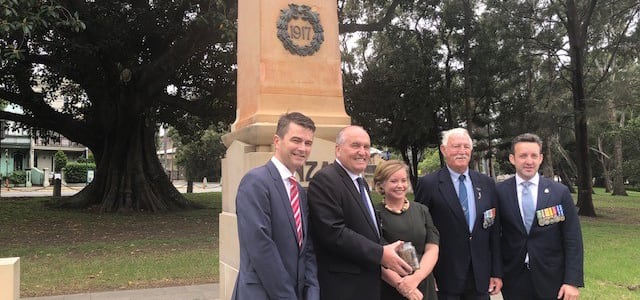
[{"xmin": 277, "ymin": 4, "xmax": 324, "ymax": 56}]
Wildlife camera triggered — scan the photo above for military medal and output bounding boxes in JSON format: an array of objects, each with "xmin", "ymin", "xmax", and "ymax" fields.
[
  {"xmin": 536, "ymin": 205, "xmax": 567, "ymax": 226},
  {"xmin": 536, "ymin": 210, "xmax": 544, "ymax": 226},
  {"xmin": 483, "ymin": 208, "xmax": 496, "ymax": 229},
  {"xmin": 557, "ymin": 204, "xmax": 566, "ymax": 221}
]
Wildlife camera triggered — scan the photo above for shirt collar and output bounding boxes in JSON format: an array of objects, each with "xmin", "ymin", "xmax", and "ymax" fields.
[
  {"xmin": 271, "ymin": 157, "xmax": 296, "ymax": 181},
  {"xmin": 336, "ymin": 159, "xmax": 361, "ymax": 181},
  {"xmin": 515, "ymin": 173, "xmax": 539, "ymax": 186},
  {"xmin": 447, "ymin": 166, "xmax": 469, "ymax": 181}
]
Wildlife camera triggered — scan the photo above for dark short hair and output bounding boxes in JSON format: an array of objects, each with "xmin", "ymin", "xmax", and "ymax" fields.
[
  {"xmin": 511, "ymin": 133, "xmax": 543, "ymax": 154},
  {"xmin": 276, "ymin": 112, "xmax": 316, "ymax": 137}
]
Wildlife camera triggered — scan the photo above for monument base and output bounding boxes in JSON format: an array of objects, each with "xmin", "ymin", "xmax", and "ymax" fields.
[
  {"xmin": 218, "ymin": 140, "xmax": 272, "ymax": 300},
  {"xmin": 0, "ymin": 257, "xmax": 20, "ymax": 300}
]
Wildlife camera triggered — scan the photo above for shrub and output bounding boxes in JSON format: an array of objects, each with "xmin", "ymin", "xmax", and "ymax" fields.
[
  {"xmin": 64, "ymin": 162, "xmax": 96, "ymax": 183},
  {"xmin": 54, "ymin": 150, "xmax": 68, "ymax": 173},
  {"xmin": 9, "ymin": 170, "xmax": 26, "ymax": 184}
]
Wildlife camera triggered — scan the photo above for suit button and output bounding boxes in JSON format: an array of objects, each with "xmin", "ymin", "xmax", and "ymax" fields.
[{"xmin": 469, "ymin": 235, "xmax": 473, "ymax": 240}]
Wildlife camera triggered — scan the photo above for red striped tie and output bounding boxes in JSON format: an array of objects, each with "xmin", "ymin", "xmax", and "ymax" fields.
[{"xmin": 289, "ymin": 176, "xmax": 303, "ymax": 248}]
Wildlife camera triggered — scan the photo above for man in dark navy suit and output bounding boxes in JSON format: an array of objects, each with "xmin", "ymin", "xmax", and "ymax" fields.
[
  {"xmin": 415, "ymin": 128, "xmax": 502, "ymax": 300},
  {"xmin": 496, "ymin": 133, "xmax": 583, "ymax": 300}
]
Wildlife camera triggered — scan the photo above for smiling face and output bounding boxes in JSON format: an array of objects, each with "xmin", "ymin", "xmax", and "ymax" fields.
[
  {"xmin": 380, "ymin": 168, "xmax": 409, "ymax": 202},
  {"xmin": 441, "ymin": 133, "xmax": 472, "ymax": 174},
  {"xmin": 509, "ymin": 141, "xmax": 543, "ymax": 180},
  {"xmin": 335, "ymin": 126, "xmax": 370, "ymax": 174},
  {"xmin": 274, "ymin": 122, "xmax": 314, "ymax": 173}
]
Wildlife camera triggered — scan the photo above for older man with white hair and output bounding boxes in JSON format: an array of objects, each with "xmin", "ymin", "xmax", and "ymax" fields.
[{"xmin": 415, "ymin": 128, "xmax": 503, "ymax": 300}]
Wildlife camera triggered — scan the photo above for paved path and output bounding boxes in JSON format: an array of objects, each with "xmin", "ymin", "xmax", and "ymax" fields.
[
  {"xmin": 0, "ymin": 180, "xmax": 220, "ymax": 198},
  {"xmin": 21, "ymin": 283, "xmax": 219, "ymax": 300},
  {"xmin": 20, "ymin": 283, "xmax": 503, "ymax": 300}
]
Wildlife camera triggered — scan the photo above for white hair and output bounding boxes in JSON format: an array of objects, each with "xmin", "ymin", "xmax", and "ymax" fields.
[{"xmin": 441, "ymin": 128, "xmax": 473, "ymax": 148}]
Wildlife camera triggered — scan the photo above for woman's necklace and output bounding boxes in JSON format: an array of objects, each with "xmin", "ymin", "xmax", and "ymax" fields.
[{"xmin": 383, "ymin": 198, "xmax": 410, "ymax": 214}]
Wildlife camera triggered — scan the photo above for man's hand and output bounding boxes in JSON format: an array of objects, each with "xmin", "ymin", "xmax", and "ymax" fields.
[
  {"xmin": 488, "ymin": 277, "xmax": 502, "ymax": 295},
  {"xmin": 381, "ymin": 241, "xmax": 412, "ymax": 276},
  {"xmin": 557, "ymin": 284, "xmax": 580, "ymax": 300}
]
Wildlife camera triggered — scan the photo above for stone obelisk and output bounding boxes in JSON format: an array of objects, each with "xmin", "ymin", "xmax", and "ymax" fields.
[{"xmin": 218, "ymin": 1, "xmax": 350, "ymax": 299}]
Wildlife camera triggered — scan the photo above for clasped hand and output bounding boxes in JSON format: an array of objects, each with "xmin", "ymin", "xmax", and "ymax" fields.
[
  {"xmin": 381, "ymin": 241, "xmax": 413, "ymax": 276},
  {"xmin": 397, "ymin": 274, "xmax": 422, "ymax": 300}
]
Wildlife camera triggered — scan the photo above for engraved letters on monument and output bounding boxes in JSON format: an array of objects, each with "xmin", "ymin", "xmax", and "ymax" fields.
[{"xmin": 277, "ymin": 4, "xmax": 324, "ymax": 56}]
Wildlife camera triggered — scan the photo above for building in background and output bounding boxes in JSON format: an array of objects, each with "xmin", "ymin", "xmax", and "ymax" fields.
[
  {"xmin": 0, "ymin": 123, "xmax": 85, "ymax": 186},
  {"xmin": 157, "ymin": 128, "xmax": 184, "ymax": 181}
]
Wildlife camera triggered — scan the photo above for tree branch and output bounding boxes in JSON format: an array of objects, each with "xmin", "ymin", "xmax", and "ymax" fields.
[{"xmin": 339, "ymin": 0, "xmax": 403, "ymax": 34}]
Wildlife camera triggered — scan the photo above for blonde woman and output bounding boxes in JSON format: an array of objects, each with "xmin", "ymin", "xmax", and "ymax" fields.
[{"xmin": 375, "ymin": 160, "xmax": 440, "ymax": 300}]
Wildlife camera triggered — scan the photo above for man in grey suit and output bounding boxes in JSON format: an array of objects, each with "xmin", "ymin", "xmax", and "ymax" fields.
[
  {"xmin": 307, "ymin": 125, "xmax": 412, "ymax": 300},
  {"xmin": 497, "ymin": 133, "xmax": 583, "ymax": 300},
  {"xmin": 232, "ymin": 112, "xmax": 320, "ymax": 300}
]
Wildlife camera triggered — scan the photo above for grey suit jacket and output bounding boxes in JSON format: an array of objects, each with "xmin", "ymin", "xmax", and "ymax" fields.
[{"xmin": 232, "ymin": 160, "xmax": 319, "ymax": 300}]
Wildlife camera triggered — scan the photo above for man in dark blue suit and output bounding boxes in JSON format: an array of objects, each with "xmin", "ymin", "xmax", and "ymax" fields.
[
  {"xmin": 497, "ymin": 133, "xmax": 583, "ymax": 300},
  {"xmin": 232, "ymin": 112, "xmax": 319, "ymax": 300},
  {"xmin": 415, "ymin": 128, "xmax": 503, "ymax": 300}
]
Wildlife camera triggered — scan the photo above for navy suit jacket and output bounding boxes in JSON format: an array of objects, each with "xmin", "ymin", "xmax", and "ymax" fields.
[
  {"xmin": 233, "ymin": 160, "xmax": 319, "ymax": 300},
  {"xmin": 307, "ymin": 162, "xmax": 384, "ymax": 300},
  {"xmin": 414, "ymin": 167, "xmax": 502, "ymax": 294},
  {"xmin": 496, "ymin": 176, "xmax": 584, "ymax": 298}
]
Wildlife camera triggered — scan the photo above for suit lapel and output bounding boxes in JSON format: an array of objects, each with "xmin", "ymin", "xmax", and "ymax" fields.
[
  {"xmin": 266, "ymin": 161, "xmax": 300, "ymax": 248},
  {"xmin": 506, "ymin": 177, "xmax": 528, "ymax": 233},
  {"xmin": 469, "ymin": 171, "xmax": 482, "ymax": 232},
  {"xmin": 333, "ymin": 163, "xmax": 379, "ymax": 237},
  {"xmin": 438, "ymin": 168, "xmax": 467, "ymax": 225},
  {"xmin": 536, "ymin": 177, "xmax": 552, "ymax": 211}
]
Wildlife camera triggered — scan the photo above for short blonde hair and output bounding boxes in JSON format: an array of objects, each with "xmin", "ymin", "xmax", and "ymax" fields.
[{"xmin": 373, "ymin": 159, "xmax": 410, "ymax": 195}]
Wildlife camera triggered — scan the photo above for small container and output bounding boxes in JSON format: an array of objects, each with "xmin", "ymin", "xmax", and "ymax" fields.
[{"xmin": 397, "ymin": 242, "xmax": 420, "ymax": 272}]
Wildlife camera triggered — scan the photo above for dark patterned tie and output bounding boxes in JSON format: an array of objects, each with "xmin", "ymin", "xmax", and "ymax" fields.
[{"xmin": 356, "ymin": 177, "xmax": 379, "ymax": 236}]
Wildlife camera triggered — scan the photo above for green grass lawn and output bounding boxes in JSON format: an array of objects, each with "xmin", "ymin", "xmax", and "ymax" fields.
[
  {"xmin": 579, "ymin": 188, "xmax": 640, "ymax": 299},
  {"xmin": 0, "ymin": 193, "xmax": 220, "ymax": 297},
  {"xmin": 1, "ymin": 188, "xmax": 639, "ymax": 298}
]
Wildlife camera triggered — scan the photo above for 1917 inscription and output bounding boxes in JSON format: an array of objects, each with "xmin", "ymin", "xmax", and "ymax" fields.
[{"xmin": 277, "ymin": 4, "xmax": 324, "ymax": 56}]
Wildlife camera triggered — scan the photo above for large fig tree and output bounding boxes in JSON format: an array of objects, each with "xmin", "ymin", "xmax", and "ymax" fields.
[{"xmin": 0, "ymin": 1, "xmax": 236, "ymax": 212}]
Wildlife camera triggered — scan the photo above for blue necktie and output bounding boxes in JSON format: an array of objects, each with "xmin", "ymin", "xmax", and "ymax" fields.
[
  {"xmin": 458, "ymin": 175, "xmax": 469, "ymax": 226},
  {"xmin": 522, "ymin": 181, "xmax": 535, "ymax": 233},
  {"xmin": 357, "ymin": 177, "xmax": 379, "ymax": 236}
]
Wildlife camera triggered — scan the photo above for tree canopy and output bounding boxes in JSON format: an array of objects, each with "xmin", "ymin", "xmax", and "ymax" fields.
[{"xmin": 0, "ymin": 1, "xmax": 236, "ymax": 212}]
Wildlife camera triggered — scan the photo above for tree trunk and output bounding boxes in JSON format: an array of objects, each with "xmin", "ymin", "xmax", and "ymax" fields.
[
  {"xmin": 541, "ymin": 135, "xmax": 555, "ymax": 179},
  {"xmin": 187, "ymin": 180, "xmax": 194, "ymax": 194},
  {"xmin": 611, "ymin": 133, "xmax": 627, "ymax": 195},
  {"xmin": 597, "ymin": 136, "xmax": 612, "ymax": 192},
  {"xmin": 566, "ymin": 0, "xmax": 596, "ymax": 216},
  {"xmin": 58, "ymin": 116, "xmax": 197, "ymax": 213},
  {"xmin": 401, "ymin": 146, "xmax": 420, "ymax": 190},
  {"xmin": 461, "ymin": 0, "xmax": 476, "ymax": 133},
  {"xmin": 558, "ymin": 166, "xmax": 576, "ymax": 193}
]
